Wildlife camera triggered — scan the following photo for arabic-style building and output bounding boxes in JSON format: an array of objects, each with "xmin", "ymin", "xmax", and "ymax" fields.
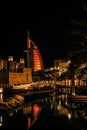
[{"xmin": 0, "ymin": 31, "xmax": 44, "ymax": 88}]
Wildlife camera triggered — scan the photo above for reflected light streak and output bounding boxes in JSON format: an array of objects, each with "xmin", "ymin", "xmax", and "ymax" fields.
[
  {"xmin": 68, "ymin": 113, "xmax": 72, "ymax": 120},
  {"xmin": 0, "ymin": 116, "xmax": 3, "ymax": 127}
]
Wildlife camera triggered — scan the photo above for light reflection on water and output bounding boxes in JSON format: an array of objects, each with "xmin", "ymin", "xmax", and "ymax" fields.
[{"xmin": 0, "ymin": 92, "xmax": 87, "ymax": 130}]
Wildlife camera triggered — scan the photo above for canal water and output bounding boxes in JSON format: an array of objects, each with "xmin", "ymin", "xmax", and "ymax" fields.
[{"xmin": 0, "ymin": 91, "xmax": 87, "ymax": 130}]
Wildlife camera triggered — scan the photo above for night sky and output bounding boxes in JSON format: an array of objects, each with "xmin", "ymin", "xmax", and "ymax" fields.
[{"xmin": 1, "ymin": 1, "xmax": 87, "ymax": 68}]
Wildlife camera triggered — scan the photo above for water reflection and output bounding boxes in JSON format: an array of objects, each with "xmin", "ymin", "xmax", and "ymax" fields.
[
  {"xmin": 27, "ymin": 103, "xmax": 41, "ymax": 129},
  {"xmin": 0, "ymin": 91, "xmax": 87, "ymax": 130},
  {"xmin": 0, "ymin": 116, "xmax": 2, "ymax": 127},
  {"xmin": 50, "ymin": 92, "xmax": 72, "ymax": 120}
]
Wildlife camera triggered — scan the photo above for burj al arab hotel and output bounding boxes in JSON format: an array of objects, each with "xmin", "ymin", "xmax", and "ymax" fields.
[{"xmin": 26, "ymin": 31, "xmax": 44, "ymax": 72}]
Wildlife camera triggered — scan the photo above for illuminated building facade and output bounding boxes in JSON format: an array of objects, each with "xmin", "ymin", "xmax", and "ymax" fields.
[
  {"xmin": 54, "ymin": 59, "xmax": 69, "ymax": 75},
  {"xmin": 27, "ymin": 31, "xmax": 44, "ymax": 72},
  {"xmin": 0, "ymin": 32, "xmax": 44, "ymax": 87},
  {"xmin": 0, "ymin": 57, "xmax": 32, "ymax": 87}
]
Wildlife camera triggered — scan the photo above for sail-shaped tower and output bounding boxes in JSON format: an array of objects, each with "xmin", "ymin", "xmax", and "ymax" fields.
[{"xmin": 26, "ymin": 31, "xmax": 44, "ymax": 72}]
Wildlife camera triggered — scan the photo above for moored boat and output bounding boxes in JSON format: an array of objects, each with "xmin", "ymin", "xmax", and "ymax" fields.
[{"xmin": 0, "ymin": 94, "xmax": 24, "ymax": 112}]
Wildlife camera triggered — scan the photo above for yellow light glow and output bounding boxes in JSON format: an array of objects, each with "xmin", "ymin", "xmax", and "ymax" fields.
[
  {"xmin": 0, "ymin": 88, "xmax": 3, "ymax": 93},
  {"xmin": 68, "ymin": 113, "xmax": 72, "ymax": 119}
]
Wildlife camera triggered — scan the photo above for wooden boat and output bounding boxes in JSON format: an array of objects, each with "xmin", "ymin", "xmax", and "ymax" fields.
[{"xmin": 0, "ymin": 94, "xmax": 24, "ymax": 112}]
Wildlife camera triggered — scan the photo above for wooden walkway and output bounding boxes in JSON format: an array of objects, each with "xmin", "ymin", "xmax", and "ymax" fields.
[{"xmin": 69, "ymin": 95, "xmax": 87, "ymax": 102}]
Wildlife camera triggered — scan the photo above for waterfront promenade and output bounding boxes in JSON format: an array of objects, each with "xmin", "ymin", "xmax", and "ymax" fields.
[{"xmin": 4, "ymin": 81, "xmax": 87, "ymax": 99}]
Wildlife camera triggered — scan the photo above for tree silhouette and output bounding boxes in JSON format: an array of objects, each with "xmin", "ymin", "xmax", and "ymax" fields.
[{"xmin": 65, "ymin": 1, "xmax": 87, "ymax": 95}]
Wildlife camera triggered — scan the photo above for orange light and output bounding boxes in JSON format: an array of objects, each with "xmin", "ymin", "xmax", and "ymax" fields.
[
  {"xmin": 27, "ymin": 117, "xmax": 31, "ymax": 129},
  {"xmin": 33, "ymin": 104, "xmax": 41, "ymax": 117},
  {"xmin": 27, "ymin": 38, "xmax": 44, "ymax": 72}
]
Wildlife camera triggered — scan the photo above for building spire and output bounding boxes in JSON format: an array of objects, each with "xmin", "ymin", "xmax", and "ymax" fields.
[{"xmin": 27, "ymin": 30, "xmax": 31, "ymax": 49}]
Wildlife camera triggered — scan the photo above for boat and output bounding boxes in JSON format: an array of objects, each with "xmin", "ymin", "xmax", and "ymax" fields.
[
  {"xmin": 12, "ymin": 82, "xmax": 37, "ymax": 90},
  {"xmin": 0, "ymin": 94, "xmax": 24, "ymax": 112}
]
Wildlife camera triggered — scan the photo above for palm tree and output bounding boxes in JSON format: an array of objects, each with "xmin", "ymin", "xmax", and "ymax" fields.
[
  {"xmin": 65, "ymin": 1, "xmax": 87, "ymax": 95},
  {"xmin": 75, "ymin": 63, "xmax": 87, "ymax": 86}
]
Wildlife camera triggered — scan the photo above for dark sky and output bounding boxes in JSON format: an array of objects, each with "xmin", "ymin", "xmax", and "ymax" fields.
[{"xmin": 1, "ymin": 1, "xmax": 87, "ymax": 68}]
